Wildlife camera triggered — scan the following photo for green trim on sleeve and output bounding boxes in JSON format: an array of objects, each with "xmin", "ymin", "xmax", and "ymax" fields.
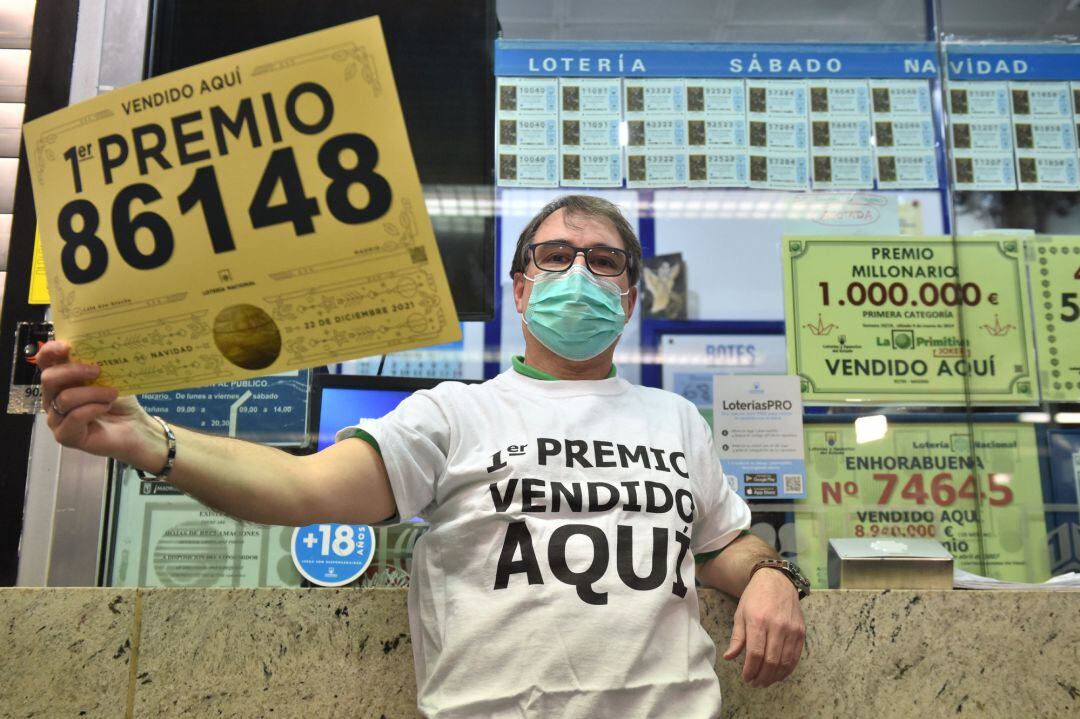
[
  {"xmin": 350, "ymin": 429, "xmax": 382, "ymax": 457},
  {"xmin": 694, "ymin": 529, "xmax": 752, "ymax": 564},
  {"xmin": 350, "ymin": 430, "xmax": 396, "ymax": 524}
]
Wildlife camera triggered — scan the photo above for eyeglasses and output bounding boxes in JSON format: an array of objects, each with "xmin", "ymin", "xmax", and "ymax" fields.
[{"xmin": 528, "ymin": 241, "xmax": 630, "ymax": 277}]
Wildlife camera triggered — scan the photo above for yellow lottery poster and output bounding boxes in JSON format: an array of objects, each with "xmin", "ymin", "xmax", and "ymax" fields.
[
  {"xmin": 22, "ymin": 17, "xmax": 460, "ymax": 395},
  {"xmin": 795, "ymin": 422, "xmax": 1050, "ymax": 585},
  {"xmin": 784, "ymin": 235, "xmax": 1037, "ymax": 404},
  {"xmin": 1030, "ymin": 236, "xmax": 1080, "ymax": 401}
]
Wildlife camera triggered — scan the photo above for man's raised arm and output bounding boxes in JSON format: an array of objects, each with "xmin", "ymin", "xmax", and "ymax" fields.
[{"xmin": 37, "ymin": 340, "xmax": 396, "ymax": 527}]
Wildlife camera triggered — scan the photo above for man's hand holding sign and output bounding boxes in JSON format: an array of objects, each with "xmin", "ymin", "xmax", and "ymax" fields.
[
  {"xmin": 25, "ymin": 17, "xmax": 459, "ymax": 395},
  {"xmin": 30, "ymin": 17, "xmax": 804, "ymax": 717}
]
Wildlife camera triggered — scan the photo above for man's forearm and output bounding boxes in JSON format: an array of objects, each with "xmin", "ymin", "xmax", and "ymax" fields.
[
  {"xmin": 38, "ymin": 342, "xmax": 391, "ymax": 527},
  {"xmin": 124, "ymin": 414, "xmax": 321, "ymax": 526},
  {"xmin": 698, "ymin": 533, "xmax": 781, "ymax": 597}
]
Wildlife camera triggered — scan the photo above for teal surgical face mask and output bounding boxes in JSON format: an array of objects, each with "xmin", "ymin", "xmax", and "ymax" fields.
[{"xmin": 523, "ymin": 265, "xmax": 629, "ymax": 362}]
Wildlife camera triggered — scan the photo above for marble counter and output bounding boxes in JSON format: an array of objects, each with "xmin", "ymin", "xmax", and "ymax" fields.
[{"xmin": 2, "ymin": 588, "xmax": 1077, "ymax": 718}]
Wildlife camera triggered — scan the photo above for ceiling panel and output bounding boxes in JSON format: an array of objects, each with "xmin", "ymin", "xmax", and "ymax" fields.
[
  {"xmin": 0, "ymin": 1, "xmax": 35, "ymax": 51},
  {"xmin": 726, "ymin": 0, "xmax": 892, "ymax": 25},
  {"xmin": 941, "ymin": 0, "xmax": 1080, "ymax": 39},
  {"xmin": 497, "ymin": 0, "xmax": 1080, "ymax": 42},
  {"xmin": 0, "ymin": 103, "xmax": 24, "ymax": 157},
  {"xmin": 497, "ymin": 0, "xmax": 927, "ymax": 41},
  {"xmin": 0, "ymin": 49, "xmax": 29, "ymax": 103},
  {"xmin": 0, "ymin": 157, "xmax": 16, "ymax": 214},
  {"xmin": 0, "ymin": 214, "xmax": 9, "ymax": 271}
]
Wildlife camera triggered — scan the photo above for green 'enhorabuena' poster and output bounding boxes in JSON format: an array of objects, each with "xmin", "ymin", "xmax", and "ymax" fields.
[{"xmin": 795, "ymin": 422, "xmax": 1049, "ymax": 586}]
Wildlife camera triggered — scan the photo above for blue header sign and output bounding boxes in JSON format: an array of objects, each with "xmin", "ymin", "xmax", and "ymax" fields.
[
  {"xmin": 946, "ymin": 44, "xmax": 1080, "ymax": 81},
  {"xmin": 495, "ymin": 41, "xmax": 939, "ymax": 79}
]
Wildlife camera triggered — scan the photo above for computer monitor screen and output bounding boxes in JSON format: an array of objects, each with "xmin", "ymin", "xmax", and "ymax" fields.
[{"xmin": 310, "ymin": 375, "xmax": 480, "ymax": 451}]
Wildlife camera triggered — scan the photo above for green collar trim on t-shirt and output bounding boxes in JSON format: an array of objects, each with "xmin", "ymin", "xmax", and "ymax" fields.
[{"xmin": 512, "ymin": 355, "xmax": 616, "ymax": 380}]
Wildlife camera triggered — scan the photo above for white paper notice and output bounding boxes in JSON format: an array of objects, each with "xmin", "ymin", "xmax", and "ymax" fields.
[
  {"xmin": 1010, "ymin": 81, "xmax": 1079, "ymax": 191},
  {"xmin": 949, "ymin": 81, "xmax": 1016, "ymax": 190},
  {"xmin": 748, "ymin": 152, "xmax": 809, "ymax": 190},
  {"xmin": 626, "ymin": 78, "xmax": 688, "ymax": 188},
  {"xmin": 950, "ymin": 81, "xmax": 1011, "ymax": 117},
  {"xmin": 809, "ymin": 79, "xmax": 872, "ymax": 190},
  {"xmin": 110, "ymin": 468, "xmax": 299, "ymax": 587},
  {"xmin": 688, "ymin": 152, "xmax": 749, "ymax": 186},
  {"xmin": 686, "ymin": 79, "xmax": 747, "ymax": 188},
  {"xmin": 559, "ymin": 78, "xmax": 622, "ymax": 187},
  {"xmin": 747, "ymin": 79, "xmax": 810, "ymax": 190},
  {"xmin": 497, "ymin": 77, "xmax": 558, "ymax": 187},
  {"xmin": 870, "ymin": 79, "xmax": 938, "ymax": 189},
  {"xmin": 1010, "ymin": 82, "xmax": 1072, "ymax": 119},
  {"xmin": 953, "ymin": 155, "xmax": 1017, "ymax": 190},
  {"xmin": 712, "ymin": 375, "xmax": 807, "ymax": 500}
]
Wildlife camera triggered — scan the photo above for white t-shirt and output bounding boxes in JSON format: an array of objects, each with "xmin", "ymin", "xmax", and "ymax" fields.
[{"xmin": 337, "ymin": 368, "xmax": 751, "ymax": 718}]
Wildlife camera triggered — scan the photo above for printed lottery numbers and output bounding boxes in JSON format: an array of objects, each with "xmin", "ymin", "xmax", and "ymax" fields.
[
  {"xmin": 247, "ymin": 147, "xmax": 320, "ymax": 235},
  {"xmin": 319, "ymin": 134, "xmax": 391, "ymax": 225},
  {"xmin": 872, "ymin": 471, "xmax": 1013, "ymax": 507},
  {"xmin": 1056, "ymin": 262, "xmax": 1079, "ymax": 322},
  {"xmin": 178, "ymin": 165, "xmax": 234, "ymax": 253},
  {"xmin": 56, "ymin": 132, "xmax": 391, "ymax": 284},
  {"xmin": 1062, "ymin": 292, "xmax": 1079, "ymax": 322},
  {"xmin": 311, "ymin": 524, "xmax": 360, "ymax": 557},
  {"xmin": 57, "ymin": 199, "xmax": 111, "ymax": 284}
]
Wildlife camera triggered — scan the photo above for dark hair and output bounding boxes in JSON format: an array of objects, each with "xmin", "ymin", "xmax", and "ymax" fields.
[{"xmin": 508, "ymin": 195, "xmax": 642, "ymax": 285}]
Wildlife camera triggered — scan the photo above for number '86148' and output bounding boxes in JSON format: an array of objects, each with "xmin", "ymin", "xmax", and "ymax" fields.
[{"xmin": 56, "ymin": 132, "xmax": 390, "ymax": 284}]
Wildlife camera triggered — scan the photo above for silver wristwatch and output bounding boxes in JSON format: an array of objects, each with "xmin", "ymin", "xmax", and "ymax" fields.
[
  {"xmin": 134, "ymin": 415, "xmax": 177, "ymax": 483},
  {"xmin": 750, "ymin": 559, "xmax": 811, "ymax": 600}
]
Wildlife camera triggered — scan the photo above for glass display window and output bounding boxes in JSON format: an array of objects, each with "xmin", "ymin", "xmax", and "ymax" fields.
[{"xmin": 16, "ymin": 0, "xmax": 1078, "ymax": 592}]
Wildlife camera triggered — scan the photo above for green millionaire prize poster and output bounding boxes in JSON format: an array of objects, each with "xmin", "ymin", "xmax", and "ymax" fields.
[
  {"xmin": 795, "ymin": 423, "xmax": 1050, "ymax": 586},
  {"xmin": 1031, "ymin": 236, "xmax": 1080, "ymax": 402},
  {"xmin": 783, "ymin": 236, "xmax": 1037, "ymax": 404}
]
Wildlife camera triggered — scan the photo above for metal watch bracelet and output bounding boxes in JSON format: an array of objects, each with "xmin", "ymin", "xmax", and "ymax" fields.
[
  {"xmin": 134, "ymin": 415, "xmax": 176, "ymax": 483},
  {"xmin": 750, "ymin": 559, "xmax": 811, "ymax": 600}
]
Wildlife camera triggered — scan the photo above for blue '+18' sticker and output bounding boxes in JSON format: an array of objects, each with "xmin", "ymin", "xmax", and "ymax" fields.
[{"xmin": 291, "ymin": 524, "xmax": 375, "ymax": 587}]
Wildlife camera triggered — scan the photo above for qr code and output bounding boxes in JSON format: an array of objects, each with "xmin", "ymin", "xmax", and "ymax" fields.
[{"xmin": 783, "ymin": 474, "xmax": 804, "ymax": 494}]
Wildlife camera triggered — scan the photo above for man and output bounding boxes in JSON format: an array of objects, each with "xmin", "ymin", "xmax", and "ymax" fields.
[{"xmin": 39, "ymin": 195, "xmax": 805, "ymax": 718}]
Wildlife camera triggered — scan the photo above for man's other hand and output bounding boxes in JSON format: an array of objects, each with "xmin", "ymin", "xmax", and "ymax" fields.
[{"xmin": 722, "ymin": 568, "xmax": 806, "ymax": 688}]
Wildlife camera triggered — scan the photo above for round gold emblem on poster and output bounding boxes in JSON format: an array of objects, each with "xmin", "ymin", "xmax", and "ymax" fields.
[{"xmin": 212, "ymin": 304, "xmax": 282, "ymax": 370}]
